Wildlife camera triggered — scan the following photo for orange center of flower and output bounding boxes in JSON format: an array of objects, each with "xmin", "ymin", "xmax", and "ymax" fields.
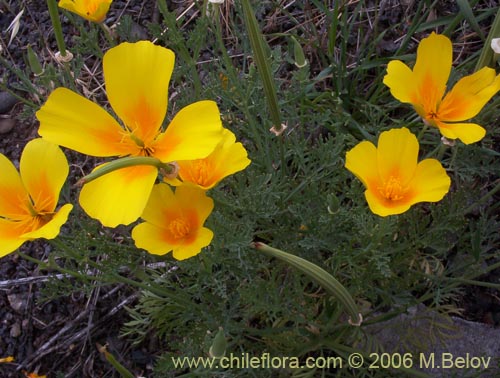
[
  {"xmin": 189, "ymin": 160, "xmax": 211, "ymax": 187},
  {"xmin": 84, "ymin": 0, "xmax": 99, "ymax": 14},
  {"xmin": 167, "ymin": 218, "xmax": 191, "ymax": 239},
  {"xmin": 25, "ymin": 199, "xmax": 55, "ymax": 232},
  {"xmin": 378, "ymin": 176, "xmax": 406, "ymax": 201}
]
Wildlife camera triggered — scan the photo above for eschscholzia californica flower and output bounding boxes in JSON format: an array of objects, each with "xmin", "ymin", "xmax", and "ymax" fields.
[
  {"xmin": 383, "ymin": 32, "xmax": 500, "ymax": 144},
  {"xmin": 132, "ymin": 184, "xmax": 214, "ymax": 260},
  {"xmin": 165, "ymin": 128, "xmax": 251, "ymax": 190},
  {"xmin": 58, "ymin": 0, "xmax": 112, "ymax": 23},
  {"xmin": 0, "ymin": 139, "xmax": 72, "ymax": 257},
  {"xmin": 36, "ymin": 41, "xmax": 223, "ymax": 227},
  {"xmin": 345, "ymin": 127, "xmax": 451, "ymax": 217}
]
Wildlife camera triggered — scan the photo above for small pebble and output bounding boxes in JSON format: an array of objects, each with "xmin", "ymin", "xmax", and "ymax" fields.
[
  {"xmin": 7, "ymin": 293, "xmax": 27, "ymax": 312},
  {"xmin": 0, "ymin": 118, "xmax": 16, "ymax": 134},
  {"xmin": 0, "ymin": 92, "xmax": 19, "ymax": 114},
  {"xmin": 10, "ymin": 322, "xmax": 21, "ymax": 338}
]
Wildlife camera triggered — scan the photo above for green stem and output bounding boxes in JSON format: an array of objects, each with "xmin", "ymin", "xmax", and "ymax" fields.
[
  {"xmin": 435, "ymin": 143, "xmax": 447, "ymax": 161},
  {"xmin": 97, "ymin": 344, "xmax": 135, "ymax": 378},
  {"xmin": 78, "ymin": 156, "xmax": 173, "ymax": 185},
  {"xmin": 463, "ymin": 179, "xmax": 500, "ymax": 215},
  {"xmin": 251, "ymin": 242, "xmax": 362, "ymax": 326},
  {"xmin": 47, "ymin": 0, "xmax": 67, "ymax": 56},
  {"xmin": 475, "ymin": 7, "xmax": 500, "ymax": 70},
  {"xmin": 416, "ymin": 122, "xmax": 429, "ymax": 141},
  {"xmin": 241, "ymin": 0, "xmax": 282, "ymax": 133},
  {"xmin": 99, "ymin": 22, "xmax": 115, "ymax": 47}
]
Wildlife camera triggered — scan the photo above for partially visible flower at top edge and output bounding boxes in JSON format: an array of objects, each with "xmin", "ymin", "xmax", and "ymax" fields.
[
  {"xmin": 58, "ymin": 0, "xmax": 112, "ymax": 23},
  {"xmin": 164, "ymin": 128, "xmax": 251, "ymax": 190},
  {"xmin": 36, "ymin": 41, "xmax": 224, "ymax": 227},
  {"xmin": 0, "ymin": 139, "xmax": 73, "ymax": 257},
  {"xmin": 383, "ymin": 32, "xmax": 500, "ymax": 144},
  {"xmin": 345, "ymin": 127, "xmax": 451, "ymax": 217},
  {"xmin": 132, "ymin": 184, "xmax": 214, "ymax": 261}
]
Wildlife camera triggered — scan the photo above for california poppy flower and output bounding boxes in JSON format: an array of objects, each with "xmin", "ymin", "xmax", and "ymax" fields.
[
  {"xmin": 132, "ymin": 184, "xmax": 214, "ymax": 260},
  {"xmin": 165, "ymin": 128, "xmax": 251, "ymax": 190},
  {"xmin": 383, "ymin": 32, "xmax": 500, "ymax": 144},
  {"xmin": 37, "ymin": 41, "xmax": 223, "ymax": 227},
  {"xmin": 345, "ymin": 128, "xmax": 451, "ymax": 216},
  {"xmin": 0, "ymin": 139, "xmax": 72, "ymax": 257},
  {"xmin": 58, "ymin": 0, "xmax": 112, "ymax": 23}
]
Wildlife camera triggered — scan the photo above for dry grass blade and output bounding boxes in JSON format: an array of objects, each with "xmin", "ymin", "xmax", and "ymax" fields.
[{"xmin": 6, "ymin": 9, "xmax": 24, "ymax": 47}]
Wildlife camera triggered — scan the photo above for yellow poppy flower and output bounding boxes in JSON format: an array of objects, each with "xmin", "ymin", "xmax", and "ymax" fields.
[
  {"xmin": 165, "ymin": 128, "xmax": 251, "ymax": 190},
  {"xmin": 132, "ymin": 184, "xmax": 214, "ymax": 260},
  {"xmin": 58, "ymin": 0, "xmax": 112, "ymax": 23},
  {"xmin": 345, "ymin": 128, "xmax": 451, "ymax": 216},
  {"xmin": 383, "ymin": 32, "xmax": 500, "ymax": 144},
  {"xmin": 36, "ymin": 41, "xmax": 223, "ymax": 227},
  {"xmin": 0, "ymin": 139, "xmax": 73, "ymax": 257}
]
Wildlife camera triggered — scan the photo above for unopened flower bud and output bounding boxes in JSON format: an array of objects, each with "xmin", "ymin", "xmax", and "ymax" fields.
[
  {"xmin": 290, "ymin": 36, "xmax": 308, "ymax": 68},
  {"xmin": 326, "ymin": 193, "xmax": 340, "ymax": 214},
  {"xmin": 208, "ymin": 327, "xmax": 226, "ymax": 358},
  {"xmin": 27, "ymin": 45, "xmax": 44, "ymax": 76}
]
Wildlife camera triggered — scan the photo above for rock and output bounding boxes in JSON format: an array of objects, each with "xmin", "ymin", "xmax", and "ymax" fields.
[
  {"xmin": 10, "ymin": 322, "xmax": 21, "ymax": 338},
  {"xmin": 0, "ymin": 118, "xmax": 16, "ymax": 134},
  {"xmin": 7, "ymin": 293, "xmax": 27, "ymax": 313},
  {"xmin": 365, "ymin": 304, "xmax": 500, "ymax": 377},
  {"xmin": 0, "ymin": 91, "xmax": 19, "ymax": 114}
]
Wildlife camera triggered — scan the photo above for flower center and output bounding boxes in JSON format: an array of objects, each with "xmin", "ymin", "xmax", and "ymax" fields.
[
  {"xmin": 378, "ymin": 176, "xmax": 406, "ymax": 201},
  {"xmin": 190, "ymin": 160, "xmax": 211, "ymax": 186},
  {"xmin": 124, "ymin": 131, "xmax": 155, "ymax": 157},
  {"xmin": 84, "ymin": 0, "xmax": 99, "ymax": 14},
  {"xmin": 167, "ymin": 218, "xmax": 191, "ymax": 239}
]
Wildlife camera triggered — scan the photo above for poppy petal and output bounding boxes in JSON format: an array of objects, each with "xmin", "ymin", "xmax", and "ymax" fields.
[
  {"xmin": 131, "ymin": 222, "xmax": 176, "ymax": 256},
  {"xmin": 22, "ymin": 204, "xmax": 73, "ymax": 240},
  {"xmin": 177, "ymin": 129, "xmax": 251, "ymax": 190},
  {"xmin": 20, "ymin": 139, "xmax": 68, "ymax": 213},
  {"xmin": 175, "ymin": 185, "xmax": 214, "ymax": 224},
  {"xmin": 364, "ymin": 190, "xmax": 412, "ymax": 217},
  {"xmin": 58, "ymin": 0, "xmax": 112, "ymax": 23},
  {"xmin": 103, "ymin": 41, "xmax": 175, "ymax": 144},
  {"xmin": 0, "ymin": 154, "xmax": 29, "ymax": 220},
  {"xmin": 435, "ymin": 120, "xmax": 486, "ymax": 145},
  {"xmin": 383, "ymin": 60, "xmax": 418, "ymax": 104},
  {"xmin": 408, "ymin": 159, "xmax": 451, "ymax": 204},
  {"xmin": 376, "ymin": 128, "xmax": 418, "ymax": 186},
  {"xmin": 37, "ymin": 87, "xmax": 126, "ymax": 157},
  {"xmin": 439, "ymin": 67, "xmax": 500, "ymax": 121},
  {"xmin": 172, "ymin": 227, "xmax": 213, "ymax": 261},
  {"xmin": 413, "ymin": 32, "xmax": 452, "ymax": 105},
  {"xmin": 345, "ymin": 140, "xmax": 379, "ymax": 192},
  {"xmin": 153, "ymin": 100, "xmax": 223, "ymax": 162},
  {"xmin": 140, "ymin": 183, "xmax": 180, "ymax": 227},
  {"xmin": 0, "ymin": 218, "xmax": 26, "ymax": 257},
  {"xmin": 79, "ymin": 164, "xmax": 158, "ymax": 227}
]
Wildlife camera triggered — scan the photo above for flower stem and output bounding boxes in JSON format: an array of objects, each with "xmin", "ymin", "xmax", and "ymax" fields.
[
  {"xmin": 241, "ymin": 0, "xmax": 282, "ymax": 133},
  {"xmin": 77, "ymin": 156, "xmax": 174, "ymax": 185},
  {"xmin": 97, "ymin": 344, "xmax": 135, "ymax": 378},
  {"xmin": 463, "ymin": 179, "xmax": 500, "ymax": 215},
  {"xmin": 99, "ymin": 22, "xmax": 115, "ymax": 47},
  {"xmin": 251, "ymin": 242, "xmax": 362, "ymax": 326},
  {"xmin": 416, "ymin": 122, "xmax": 428, "ymax": 141},
  {"xmin": 47, "ymin": 0, "xmax": 67, "ymax": 56}
]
